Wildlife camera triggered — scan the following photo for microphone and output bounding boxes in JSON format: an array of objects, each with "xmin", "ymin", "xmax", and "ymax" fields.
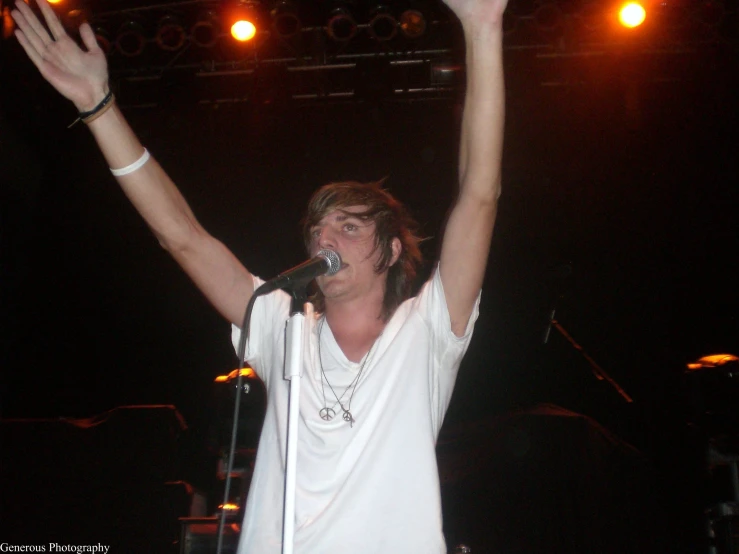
[{"xmin": 256, "ymin": 249, "xmax": 342, "ymax": 294}]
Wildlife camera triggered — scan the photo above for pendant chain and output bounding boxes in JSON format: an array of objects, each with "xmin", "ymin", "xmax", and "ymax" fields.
[{"xmin": 317, "ymin": 316, "xmax": 380, "ymax": 427}]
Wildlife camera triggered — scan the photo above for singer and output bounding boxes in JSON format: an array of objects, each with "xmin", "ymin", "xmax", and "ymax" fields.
[{"xmin": 11, "ymin": 0, "xmax": 506, "ymax": 550}]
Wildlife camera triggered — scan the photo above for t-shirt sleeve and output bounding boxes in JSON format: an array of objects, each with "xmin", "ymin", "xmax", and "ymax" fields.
[
  {"xmin": 414, "ymin": 262, "xmax": 481, "ymax": 344},
  {"xmin": 230, "ymin": 275, "xmax": 291, "ymax": 384},
  {"xmin": 413, "ymin": 263, "xmax": 482, "ymax": 430}
]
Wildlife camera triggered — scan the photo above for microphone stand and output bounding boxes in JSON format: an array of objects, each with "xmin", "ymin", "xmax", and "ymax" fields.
[
  {"xmin": 282, "ymin": 287, "xmax": 313, "ymax": 554},
  {"xmin": 547, "ymin": 313, "xmax": 633, "ymax": 403},
  {"xmin": 216, "ymin": 284, "xmax": 312, "ymax": 554}
]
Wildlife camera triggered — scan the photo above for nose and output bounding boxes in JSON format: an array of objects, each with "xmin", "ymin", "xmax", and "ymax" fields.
[{"xmin": 317, "ymin": 226, "xmax": 337, "ymax": 250}]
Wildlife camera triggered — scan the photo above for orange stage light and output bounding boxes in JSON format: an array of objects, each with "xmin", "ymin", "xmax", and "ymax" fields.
[
  {"xmin": 231, "ymin": 19, "xmax": 256, "ymax": 41},
  {"xmin": 619, "ymin": 2, "xmax": 646, "ymax": 28},
  {"xmin": 46, "ymin": 0, "xmax": 63, "ymax": 4},
  {"xmin": 3, "ymin": 6, "xmax": 15, "ymax": 39},
  {"xmin": 214, "ymin": 368, "xmax": 256, "ymax": 382}
]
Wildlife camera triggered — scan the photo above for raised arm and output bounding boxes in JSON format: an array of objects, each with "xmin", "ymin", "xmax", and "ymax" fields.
[
  {"xmin": 11, "ymin": 0, "xmax": 254, "ymax": 326},
  {"xmin": 439, "ymin": 0, "xmax": 507, "ymax": 336}
]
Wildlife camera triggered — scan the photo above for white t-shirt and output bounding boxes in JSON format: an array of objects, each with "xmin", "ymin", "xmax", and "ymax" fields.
[{"xmin": 231, "ymin": 266, "xmax": 480, "ymax": 553}]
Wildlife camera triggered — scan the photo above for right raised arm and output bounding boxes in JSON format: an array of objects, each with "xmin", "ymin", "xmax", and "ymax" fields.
[{"xmin": 12, "ymin": 0, "xmax": 254, "ymax": 327}]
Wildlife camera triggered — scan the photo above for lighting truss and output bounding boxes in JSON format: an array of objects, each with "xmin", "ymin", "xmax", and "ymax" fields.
[{"xmin": 2, "ymin": 0, "xmax": 735, "ymax": 106}]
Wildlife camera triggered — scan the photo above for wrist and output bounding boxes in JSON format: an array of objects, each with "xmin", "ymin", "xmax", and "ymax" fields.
[
  {"xmin": 75, "ymin": 84, "xmax": 111, "ymax": 113},
  {"xmin": 462, "ymin": 22, "xmax": 504, "ymax": 48},
  {"xmin": 68, "ymin": 89, "xmax": 115, "ymax": 128}
]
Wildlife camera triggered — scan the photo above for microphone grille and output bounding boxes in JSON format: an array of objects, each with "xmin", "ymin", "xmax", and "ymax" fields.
[{"xmin": 317, "ymin": 249, "xmax": 342, "ymax": 276}]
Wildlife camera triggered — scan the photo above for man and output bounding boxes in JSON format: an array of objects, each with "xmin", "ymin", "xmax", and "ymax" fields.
[{"xmin": 11, "ymin": 0, "xmax": 506, "ymax": 550}]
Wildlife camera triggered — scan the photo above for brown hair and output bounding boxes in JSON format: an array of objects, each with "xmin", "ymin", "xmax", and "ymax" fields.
[{"xmin": 302, "ymin": 180, "xmax": 423, "ymax": 321}]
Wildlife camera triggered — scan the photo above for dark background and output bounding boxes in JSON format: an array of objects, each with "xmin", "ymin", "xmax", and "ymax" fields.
[{"xmin": 1, "ymin": 0, "xmax": 738, "ymax": 550}]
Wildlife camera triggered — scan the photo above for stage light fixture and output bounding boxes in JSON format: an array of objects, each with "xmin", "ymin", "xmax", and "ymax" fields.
[
  {"xmin": 326, "ymin": 7, "xmax": 356, "ymax": 42},
  {"xmin": 3, "ymin": 6, "xmax": 15, "ymax": 39},
  {"xmin": 687, "ymin": 354, "xmax": 739, "ymax": 370},
  {"xmin": 156, "ymin": 15, "xmax": 186, "ymax": 51},
  {"xmin": 271, "ymin": 1, "xmax": 301, "ymax": 38},
  {"xmin": 62, "ymin": 8, "xmax": 87, "ymax": 31},
  {"xmin": 368, "ymin": 6, "xmax": 398, "ymax": 41},
  {"xmin": 229, "ymin": 3, "xmax": 259, "ymax": 42},
  {"xmin": 232, "ymin": 19, "xmax": 256, "ymax": 41},
  {"xmin": 191, "ymin": 11, "xmax": 221, "ymax": 47},
  {"xmin": 115, "ymin": 20, "xmax": 146, "ymax": 56},
  {"xmin": 93, "ymin": 26, "xmax": 111, "ymax": 54},
  {"xmin": 618, "ymin": 2, "xmax": 646, "ymax": 28},
  {"xmin": 398, "ymin": 9, "xmax": 426, "ymax": 38}
]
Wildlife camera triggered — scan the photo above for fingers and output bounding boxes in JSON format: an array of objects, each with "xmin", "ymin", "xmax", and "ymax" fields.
[
  {"xmin": 13, "ymin": 27, "xmax": 45, "ymax": 70},
  {"xmin": 36, "ymin": 0, "xmax": 67, "ymax": 41},
  {"xmin": 12, "ymin": 1, "xmax": 52, "ymax": 53},
  {"xmin": 79, "ymin": 22, "xmax": 101, "ymax": 54}
]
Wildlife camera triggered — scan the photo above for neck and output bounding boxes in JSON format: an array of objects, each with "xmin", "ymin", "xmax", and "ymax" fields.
[{"xmin": 322, "ymin": 296, "xmax": 386, "ymax": 363}]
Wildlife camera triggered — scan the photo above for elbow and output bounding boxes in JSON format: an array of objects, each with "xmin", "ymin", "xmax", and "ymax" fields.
[
  {"xmin": 460, "ymin": 178, "xmax": 502, "ymax": 209},
  {"xmin": 155, "ymin": 217, "xmax": 206, "ymax": 257}
]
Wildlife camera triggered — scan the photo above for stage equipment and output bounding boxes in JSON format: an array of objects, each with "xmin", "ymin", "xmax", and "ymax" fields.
[
  {"xmin": 3, "ymin": 5, "xmax": 14, "ymax": 39},
  {"xmin": 256, "ymin": 249, "xmax": 342, "ymax": 294},
  {"xmin": 180, "ymin": 517, "xmax": 240, "ymax": 554},
  {"xmin": 327, "ymin": 7, "xmax": 357, "ymax": 42},
  {"xmin": 92, "ymin": 26, "xmax": 111, "ymax": 54},
  {"xmin": 547, "ymin": 317, "xmax": 632, "ymax": 402},
  {"xmin": 685, "ymin": 354, "xmax": 739, "ymax": 554},
  {"xmin": 618, "ymin": 2, "xmax": 646, "ymax": 28},
  {"xmin": 156, "ymin": 15, "xmax": 186, "ymax": 51},
  {"xmin": 229, "ymin": 1, "xmax": 259, "ymax": 42},
  {"xmin": 215, "ymin": 250, "xmax": 342, "ymax": 554},
  {"xmin": 368, "ymin": 6, "xmax": 398, "ymax": 41},
  {"xmin": 60, "ymin": 8, "xmax": 88, "ymax": 33},
  {"xmin": 271, "ymin": 1, "xmax": 301, "ymax": 38},
  {"xmin": 213, "ymin": 367, "xmax": 265, "ymax": 453},
  {"xmin": 191, "ymin": 10, "xmax": 221, "ymax": 47},
  {"xmin": 231, "ymin": 19, "xmax": 256, "ymax": 41},
  {"xmin": 115, "ymin": 20, "xmax": 146, "ymax": 56},
  {"xmin": 399, "ymin": 9, "xmax": 426, "ymax": 38},
  {"xmin": 685, "ymin": 354, "xmax": 739, "ymax": 438}
]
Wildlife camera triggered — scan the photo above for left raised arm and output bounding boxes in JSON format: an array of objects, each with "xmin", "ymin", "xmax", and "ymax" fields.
[{"xmin": 439, "ymin": 0, "xmax": 507, "ymax": 336}]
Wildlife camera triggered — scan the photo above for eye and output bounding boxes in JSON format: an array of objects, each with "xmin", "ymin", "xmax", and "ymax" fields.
[
  {"xmin": 310, "ymin": 228, "xmax": 321, "ymax": 238},
  {"xmin": 343, "ymin": 223, "xmax": 358, "ymax": 232}
]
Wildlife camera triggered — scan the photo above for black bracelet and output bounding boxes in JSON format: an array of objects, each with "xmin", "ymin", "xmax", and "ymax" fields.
[{"xmin": 68, "ymin": 90, "xmax": 114, "ymax": 128}]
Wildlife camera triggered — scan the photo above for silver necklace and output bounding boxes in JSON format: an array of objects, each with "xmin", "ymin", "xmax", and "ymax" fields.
[{"xmin": 317, "ymin": 316, "xmax": 380, "ymax": 427}]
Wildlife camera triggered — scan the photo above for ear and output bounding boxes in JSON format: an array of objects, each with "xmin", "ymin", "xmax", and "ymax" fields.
[{"xmin": 389, "ymin": 237, "xmax": 402, "ymax": 267}]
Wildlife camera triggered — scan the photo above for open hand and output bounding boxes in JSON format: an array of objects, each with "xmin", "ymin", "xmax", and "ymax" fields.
[{"xmin": 11, "ymin": 0, "xmax": 109, "ymax": 111}]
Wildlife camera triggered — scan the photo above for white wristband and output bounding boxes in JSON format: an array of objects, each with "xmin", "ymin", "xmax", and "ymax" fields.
[{"xmin": 110, "ymin": 148, "xmax": 151, "ymax": 177}]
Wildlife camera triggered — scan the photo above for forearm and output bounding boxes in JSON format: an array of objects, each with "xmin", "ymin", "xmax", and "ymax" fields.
[
  {"xmin": 457, "ymin": 21, "xmax": 505, "ymax": 203},
  {"xmin": 437, "ymin": 7, "xmax": 507, "ymax": 333},
  {"xmin": 86, "ymin": 99, "xmax": 203, "ymax": 250},
  {"xmin": 86, "ymin": 99, "xmax": 254, "ymax": 324}
]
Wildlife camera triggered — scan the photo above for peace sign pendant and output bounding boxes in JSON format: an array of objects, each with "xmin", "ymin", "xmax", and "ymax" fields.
[{"xmin": 319, "ymin": 407, "xmax": 336, "ymax": 421}]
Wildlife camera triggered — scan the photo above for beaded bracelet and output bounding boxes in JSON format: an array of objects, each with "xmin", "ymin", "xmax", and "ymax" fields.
[
  {"xmin": 110, "ymin": 148, "xmax": 151, "ymax": 177},
  {"xmin": 68, "ymin": 90, "xmax": 115, "ymax": 128}
]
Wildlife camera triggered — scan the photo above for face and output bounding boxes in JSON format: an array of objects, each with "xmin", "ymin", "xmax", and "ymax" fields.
[{"xmin": 308, "ymin": 206, "xmax": 400, "ymax": 304}]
